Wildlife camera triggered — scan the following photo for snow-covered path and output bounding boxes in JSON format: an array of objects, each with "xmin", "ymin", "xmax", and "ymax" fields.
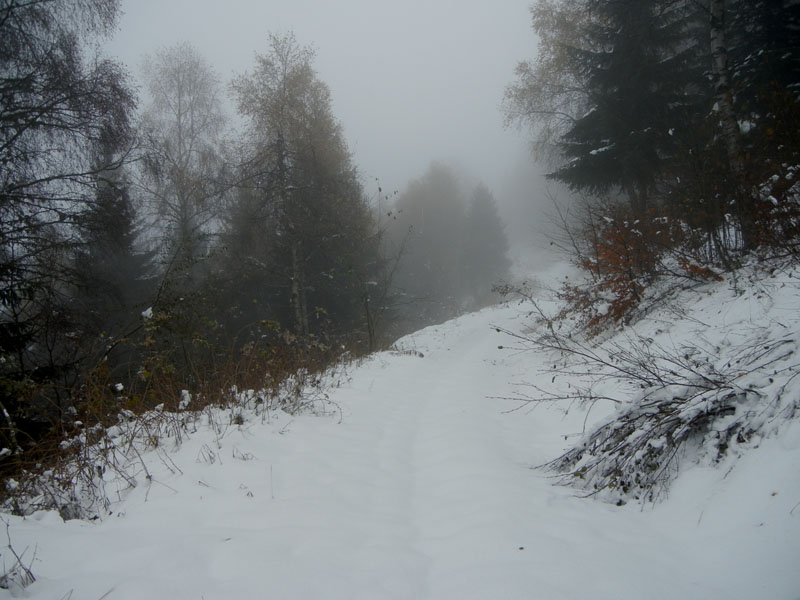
[{"xmin": 3, "ymin": 301, "xmax": 799, "ymax": 599}]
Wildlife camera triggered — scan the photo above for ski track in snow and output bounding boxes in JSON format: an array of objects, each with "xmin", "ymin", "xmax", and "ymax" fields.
[{"xmin": 2, "ymin": 287, "xmax": 800, "ymax": 599}]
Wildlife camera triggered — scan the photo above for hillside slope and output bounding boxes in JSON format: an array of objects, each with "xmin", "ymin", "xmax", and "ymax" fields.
[{"xmin": 1, "ymin": 265, "xmax": 799, "ymax": 599}]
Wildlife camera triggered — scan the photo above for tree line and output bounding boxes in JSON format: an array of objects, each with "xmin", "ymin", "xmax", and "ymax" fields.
[
  {"xmin": 505, "ymin": 0, "xmax": 799, "ymax": 330},
  {"xmin": 500, "ymin": 0, "xmax": 800, "ymax": 503},
  {"xmin": 385, "ymin": 162, "xmax": 511, "ymax": 335},
  {"xmin": 0, "ymin": 0, "xmax": 513, "ymax": 462}
]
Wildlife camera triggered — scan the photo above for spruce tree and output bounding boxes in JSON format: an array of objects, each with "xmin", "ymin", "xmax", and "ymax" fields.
[
  {"xmin": 727, "ymin": 0, "xmax": 800, "ymax": 168},
  {"xmin": 550, "ymin": 0, "xmax": 707, "ymax": 214},
  {"xmin": 231, "ymin": 33, "xmax": 378, "ymax": 340},
  {"xmin": 73, "ymin": 160, "xmax": 155, "ymax": 340}
]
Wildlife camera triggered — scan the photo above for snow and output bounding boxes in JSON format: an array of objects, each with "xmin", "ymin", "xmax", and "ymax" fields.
[
  {"xmin": 1, "ymin": 264, "xmax": 799, "ymax": 599},
  {"xmin": 739, "ymin": 120, "xmax": 756, "ymax": 134},
  {"xmin": 178, "ymin": 390, "xmax": 191, "ymax": 411},
  {"xmin": 589, "ymin": 144, "xmax": 614, "ymax": 155}
]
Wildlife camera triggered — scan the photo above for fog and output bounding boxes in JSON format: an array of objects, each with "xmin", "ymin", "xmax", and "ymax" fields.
[{"xmin": 105, "ymin": 0, "xmax": 558, "ymax": 266}]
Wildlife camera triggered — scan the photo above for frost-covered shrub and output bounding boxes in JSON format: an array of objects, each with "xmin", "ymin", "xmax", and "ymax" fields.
[{"xmin": 502, "ymin": 262, "xmax": 800, "ymax": 503}]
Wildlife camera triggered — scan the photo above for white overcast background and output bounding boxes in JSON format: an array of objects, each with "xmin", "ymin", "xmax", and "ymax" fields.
[{"xmin": 106, "ymin": 1, "xmax": 536, "ymax": 195}]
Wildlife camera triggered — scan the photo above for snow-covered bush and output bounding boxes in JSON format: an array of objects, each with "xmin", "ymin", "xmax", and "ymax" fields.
[
  {"xmin": 501, "ymin": 261, "xmax": 800, "ymax": 503},
  {"xmin": 0, "ymin": 352, "xmax": 352, "ymax": 519}
]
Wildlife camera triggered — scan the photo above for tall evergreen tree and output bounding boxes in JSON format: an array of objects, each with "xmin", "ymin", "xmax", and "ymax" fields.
[
  {"xmin": 231, "ymin": 33, "xmax": 378, "ymax": 339},
  {"xmin": 73, "ymin": 158, "xmax": 155, "ymax": 342},
  {"xmin": 213, "ymin": 180, "xmax": 279, "ymax": 345},
  {"xmin": 506, "ymin": 0, "xmax": 800, "ymax": 272},
  {"xmin": 701, "ymin": 0, "xmax": 800, "ymax": 249},
  {"xmin": 727, "ymin": 0, "xmax": 800, "ymax": 171},
  {"xmin": 550, "ymin": 0, "xmax": 707, "ymax": 214}
]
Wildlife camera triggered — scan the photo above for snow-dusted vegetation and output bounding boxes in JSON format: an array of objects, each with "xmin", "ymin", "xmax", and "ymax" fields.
[
  {"xmin": 0, "ymin": 263, "xmax": 797, "ymax": 598},
  {"xmin": 500, "ymin": 261, "xmax": 800, "ymax": 506},
  {"xmin": 1, "ymin": 0, "xmax": 799, "ymax": 597}
]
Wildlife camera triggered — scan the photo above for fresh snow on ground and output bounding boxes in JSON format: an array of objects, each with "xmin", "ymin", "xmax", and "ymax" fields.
[{"xmin": 1, "ymin": 264, "xmax": 799, "ymax": 599}]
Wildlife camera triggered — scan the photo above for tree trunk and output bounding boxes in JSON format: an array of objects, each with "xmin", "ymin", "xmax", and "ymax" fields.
[
  {"xmin": 709, "ymin": 0, "xmax": 751, "ymax": 250},
  {"xmin": 624, "ymin": 181, "xmax": 648, "ymax": 220},
  {"xmin": 290, "ymin": 240, "xmax": 309, "ymax": 336},
  {"xmin": 363, "ymin": 290, "xmax": 376, "ymax": 353}
]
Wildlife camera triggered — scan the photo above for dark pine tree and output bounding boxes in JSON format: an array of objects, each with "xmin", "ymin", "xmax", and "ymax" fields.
[
  {"xmin": 73, "ymin": 161, "xmax": 156, "ymax": 342},
  {"xmin": 727, "ymin": 0, "xmax": 800, "ymax": 172},
  {"xmin": 551, "ymin": 0, "xmax": 708, "ymax": 215},
  {"xmin": 213, "ymin": 180, "xmax": 281, "ymax": 347}
]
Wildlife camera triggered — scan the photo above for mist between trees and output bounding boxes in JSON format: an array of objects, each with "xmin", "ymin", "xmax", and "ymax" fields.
[
  {"xmin": 0, "ymin": 0, "xmax": 513, "ymax": 480},
  {"xmin": 2, "ymin": 0, "xmax": 798, "ymax": 510}
]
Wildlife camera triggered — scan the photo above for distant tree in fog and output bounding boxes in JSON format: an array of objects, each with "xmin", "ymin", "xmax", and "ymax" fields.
[
  {"xmin": 388, "ymin": 163, "xmax": 466, "ymax": 327},
  {"xmin": 461, "ymin": 184, "xmax": 510, "ymax": 308},
  {"xmin": 139, "ymin": 42, "xmax": 228, "ymax": 281}
]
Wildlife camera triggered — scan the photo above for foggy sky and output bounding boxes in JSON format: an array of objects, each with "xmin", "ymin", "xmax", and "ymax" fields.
[{"xmin": 105, "ymin": 0, "xmax": 536, "ymax": 197}]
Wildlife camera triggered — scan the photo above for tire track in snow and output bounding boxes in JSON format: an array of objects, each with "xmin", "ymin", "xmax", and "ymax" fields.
[{"xmin": 343, "ymin": 311, "xmax": 541, "ymax": 599}]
